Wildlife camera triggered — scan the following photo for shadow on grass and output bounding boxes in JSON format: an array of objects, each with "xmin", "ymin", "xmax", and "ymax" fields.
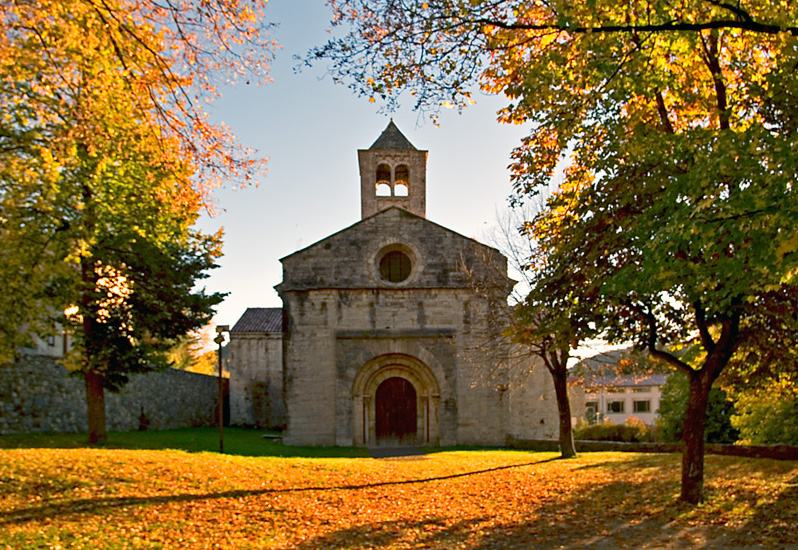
[
  {"xmin": 284, "ymin": 461, "xmax": 798, "ymax": 550},
  {"xmin": 0, "ymin": 457, "xmax": 560, "ymax": 525},
  {"xmin": 2, "ymin": 450, "xmax": 795, "ymax": 548}
]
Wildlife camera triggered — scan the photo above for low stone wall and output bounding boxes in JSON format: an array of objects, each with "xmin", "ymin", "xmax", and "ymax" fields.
[
  {"xmin": 508, "ymin": 437, "xmax": 798, "ymax": 461},
  {"xmin": 0, "ymin": 354, "xmax": 220, "ymax": 434}
]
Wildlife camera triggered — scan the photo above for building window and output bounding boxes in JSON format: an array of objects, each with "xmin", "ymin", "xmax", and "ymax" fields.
[
  {"xmin": 47, "ymin": 335, "xmax": 56, "ymax": 346},
  {"xmin": 394, "ymin": 164, "xmax": 409, "ymax": 196},
  {"xmin": 379, "ymin": 250, "xmax": 412, "ymax": 283},
  {"xmin": 633, "ymin": 400, "xmax": 651, "ymax": 413},
  {"xmin": 632, "ymin": 387, "xmax": 650, "ymax": 393},
  {"xmin": 607, "ymin": 387, "xmax": 625, "ymax": 393},
  {"xmin": 607, "ymin": 401, "xmax": 624, "ymax": 413},
  {"xmin": 585, "ymin": 401, "xmax": 599, "ymax": 424}
]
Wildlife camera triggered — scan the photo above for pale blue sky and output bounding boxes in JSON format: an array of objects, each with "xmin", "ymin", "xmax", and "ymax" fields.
[{"xmin": 198, "ymin": 0, "xmax": 530, "ymax": 328}]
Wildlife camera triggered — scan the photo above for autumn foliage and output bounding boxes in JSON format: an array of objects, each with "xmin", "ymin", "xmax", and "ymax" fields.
[
  {"xmin": 1, "ymin": 445, "xmax": 796, "ymax": 549},
  {"xmin": 0, "ymin": 0, "xmax": 275, "ymax": 442},
  {"xmin": 313, "ymin": 0, "xmax": 798, "ymax": 503}
]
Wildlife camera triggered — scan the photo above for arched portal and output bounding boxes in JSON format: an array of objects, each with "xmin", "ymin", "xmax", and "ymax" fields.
[
  {"xmin": 351, "ymin": 354, "xmax": 440, "ymax": 446},
  {"xmin": 376, "ymin": 377, "xmax": 417, "ymax": 442}
]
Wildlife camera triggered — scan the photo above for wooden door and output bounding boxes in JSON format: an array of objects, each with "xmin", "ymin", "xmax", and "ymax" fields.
[{"xmin": 375, "ymin": 377, "xmax": 417, "ymax": 443}]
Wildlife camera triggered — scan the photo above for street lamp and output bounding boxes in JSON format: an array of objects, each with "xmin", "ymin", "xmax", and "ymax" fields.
[{"xmin": 214, "ymin": 325, "xmax": 230, "ymax": 453}]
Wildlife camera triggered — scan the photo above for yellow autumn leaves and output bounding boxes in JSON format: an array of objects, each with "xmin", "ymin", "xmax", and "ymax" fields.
[{"xmin": 1, "ymin": 447, "xmax": 796, "ymax": 549}]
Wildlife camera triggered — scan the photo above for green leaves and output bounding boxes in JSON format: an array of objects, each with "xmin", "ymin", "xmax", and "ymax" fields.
[{"xmin": 312, "ymin": 0, "xmax": 798, "ymax": 506}]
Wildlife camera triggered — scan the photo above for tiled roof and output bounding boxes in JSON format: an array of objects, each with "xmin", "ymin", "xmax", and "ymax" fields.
[
  {"xmin": 369, "ymin": 120, "xmax": 417, "ymax": 150},
  {"xmin": 231, "ymin": 307, "xmax": 282, "ymax": 333},
  {"xmin": 576, "ymin": 347, "xmax": 669, "ymax": 387},
  {"xmin": 584, "ymin": 374, "xmax": 669, "ymax": 388}
]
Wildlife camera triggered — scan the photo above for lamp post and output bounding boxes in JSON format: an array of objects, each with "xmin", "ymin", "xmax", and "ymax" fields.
[{"xmin": 214, "ymin": 325, "xmax": 229, "ymax": 453}]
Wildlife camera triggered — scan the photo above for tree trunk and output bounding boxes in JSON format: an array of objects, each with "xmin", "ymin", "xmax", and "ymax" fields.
[
  {"xmin": 680, "ymin": 372, "xmax": 710, "ymax": 503},
  {"xmin": 552, "ymin": 370, "xmax": 577, "ymax": 458},
  {"xmin": 85, "ymin": 369, "xmax": 107, "ymax": 444}
]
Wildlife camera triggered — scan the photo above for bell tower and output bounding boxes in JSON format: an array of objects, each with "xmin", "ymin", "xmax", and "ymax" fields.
[{"xmin": 358, "ymin": 120, "xmax": 428, "ymax": 219}]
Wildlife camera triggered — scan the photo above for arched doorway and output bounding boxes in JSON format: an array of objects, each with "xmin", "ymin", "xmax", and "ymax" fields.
[
  {"xmin": 375, "ymin": 377, "xmax": 417, "ymax": 443},
  {"xmin": 351, "ymin": 353, "xmax": 441, "ymax": 446}
]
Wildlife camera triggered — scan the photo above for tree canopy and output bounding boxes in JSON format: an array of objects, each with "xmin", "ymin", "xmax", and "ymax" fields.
[
  {"xmin": 1, "ymin": 0, "xmax": 274, "ymax": 441},
  {"xmin": 1, "ymin": 0, "xmax": 273, "ymax": 356},
  {"xmin": 314, "ymin": 0, "xmax": 798, "ymax": 502}
]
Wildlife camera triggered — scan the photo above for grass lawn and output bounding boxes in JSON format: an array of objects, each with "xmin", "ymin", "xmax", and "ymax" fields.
[
  {"xmin": 1, "ymin": 430, "xmax": 796, "ymax": 549},
  {"xmin": 0, "ymin": 428, "xmax": 369, "ymax": 458}
]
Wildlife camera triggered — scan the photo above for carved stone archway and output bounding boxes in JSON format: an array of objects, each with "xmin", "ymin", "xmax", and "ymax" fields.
[{"xmin": 352, "ymin": 354, "xmax": 440, "ymax": 446}]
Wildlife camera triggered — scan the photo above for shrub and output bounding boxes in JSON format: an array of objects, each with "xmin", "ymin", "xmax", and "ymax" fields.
[
  {"xmin": 731, "ymin": 383, "xmax": 798, "ymax": 445},
  {"xmin": 574, "ymin": 418, "xmax": 654, "ymax": 442}
]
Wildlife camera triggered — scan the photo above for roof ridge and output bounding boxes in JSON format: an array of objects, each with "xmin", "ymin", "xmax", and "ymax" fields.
[{"xmin": 369, "ymin": 120, "xmax": 417, "ymax": 150}]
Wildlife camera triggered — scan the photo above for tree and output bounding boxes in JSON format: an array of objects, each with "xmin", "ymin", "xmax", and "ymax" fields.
[
  {"xmin": 66, "ymin": 225, "xmax": 225, "ymax": 443},
  {"xmin": 511, "ymin": 305, "xmax": 580, "ymax": 458},
  {"xmin": 168, "ymin": 328, "xmax": 221, "ymax": 376},
  {"xmin": 657, "ymin": 371, "xmax": 738, "ymax": 444},
  {"xmin": 482, "ymin": 204, "xmax": 588, "ymax": 459},
  {"xmin": 313, "ymin": 0, "xmax": 798, "ymax": 503},
  {"xmin": 1, "ymin": 0, "xmax": 273, "ymax": 442}
]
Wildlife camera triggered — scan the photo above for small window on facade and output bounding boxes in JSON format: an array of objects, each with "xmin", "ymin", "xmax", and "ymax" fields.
[
  {"xmin": 47, "ymin": 335, "xmax": 56, "ymax": 346},
  {"xmin": 585, "ymin": 401, "xmax": 599, "ymax": 424},
  {"xmin": 633, "ymin": 400, "xmax": 651, "ymax": 413},
  {"xmin": 379, "ymin": 250, "xmax": 412, "ymax": 283},
  {"xmin": 607, "ymin": 387, "xmax": 625, "ymax": 394},
  {"xmin": 394, "ymin": 182, "xmax": 409, "ymax": 196},
  {"xmin": 376, "ymin": 183, "xmax": 392, "ymax": 196},
  {"xmin": 632, "ymin": 387, "xmax": 650, "ymax": 393},
  {"xmin": 607, "ymin": 401, "xmax": 624, "ymax": 413}
]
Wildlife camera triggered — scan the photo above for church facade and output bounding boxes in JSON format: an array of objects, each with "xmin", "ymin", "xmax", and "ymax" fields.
[{"xmin": 229, "ymin": 122, "xmax": 569, "ymax": 447}]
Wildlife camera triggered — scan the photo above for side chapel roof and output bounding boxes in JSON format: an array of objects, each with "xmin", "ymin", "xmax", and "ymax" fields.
[
  {"xmin": 584, "ymin": 374, "xmax": 669, "ymax": 388},
  {"xmin": 231, "ymin": 307, "xmax": 282, "ymax": 333},
  {"xmin": 577, "ymin": 348, "xmax": 669, "ymax": 388},
  {"xmin": 369, "ymin": 120, "xmax": 417, "ymax": 150}
]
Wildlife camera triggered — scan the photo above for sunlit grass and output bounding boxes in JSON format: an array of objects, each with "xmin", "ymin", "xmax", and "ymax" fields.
[
  {"xmin": 0, "ymin": 427, "xmax": 369, "ymax": 458},
  {"xmin": 0, "ymin": 433, "xmax": 795, "ymax": 549}
]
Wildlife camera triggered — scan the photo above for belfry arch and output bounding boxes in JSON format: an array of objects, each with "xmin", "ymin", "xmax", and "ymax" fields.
[{"xmin": 351, "ymin": 354, "xmax": 440, "ymax": 446}]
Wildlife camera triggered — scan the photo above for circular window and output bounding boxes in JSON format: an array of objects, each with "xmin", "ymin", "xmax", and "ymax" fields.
[{"xmin": 379, "ymin": 250, "xmax": 412, "ymax": 283}]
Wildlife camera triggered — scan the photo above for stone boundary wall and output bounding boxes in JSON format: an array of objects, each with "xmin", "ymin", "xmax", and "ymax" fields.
[
  {"xmin": 508, "ymin": 437, "xmax": 798, "ymax": 461},
  {"xmin": 0, "ymin": 354, "xmax": 219, "ymax": 434}
]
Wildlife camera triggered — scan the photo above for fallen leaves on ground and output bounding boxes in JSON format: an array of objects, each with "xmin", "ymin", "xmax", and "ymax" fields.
[{"xmin": 0, "ymin": 448, "xmax": 796, "ymax": 549}]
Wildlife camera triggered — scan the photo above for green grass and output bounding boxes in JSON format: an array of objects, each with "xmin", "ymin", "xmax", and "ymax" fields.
[{"xmin": 0, "ymin": 427, "xmax": 370, "ymax": 458}]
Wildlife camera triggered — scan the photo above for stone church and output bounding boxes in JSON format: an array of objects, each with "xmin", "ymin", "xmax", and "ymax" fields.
[{"xmin": 229, "ymin": 122, "xmax": 569, "ymax": 447}]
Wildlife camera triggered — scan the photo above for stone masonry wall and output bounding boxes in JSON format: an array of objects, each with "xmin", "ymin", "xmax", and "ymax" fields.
[
  {"xmin": 0, "ymin": 354, "xmax": 219, "ymax": 434},
  {"xmin": 281, "ymin": 284, "xmax": 512, "ymax": 446},
  {"xmin": 228, "ymin": 333, "xmax": 285, "ymax": 429}
]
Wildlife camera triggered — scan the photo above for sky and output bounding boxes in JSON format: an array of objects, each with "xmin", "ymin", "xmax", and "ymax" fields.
[{"xmin": 196, "ymin": 0, "xmax": 531, "ymax": 331}]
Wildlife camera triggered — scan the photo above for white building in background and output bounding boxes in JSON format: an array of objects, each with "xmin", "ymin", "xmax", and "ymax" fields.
[{"xmin": 583, "ymin": 374, "xmax": 668, "ymax": 426}]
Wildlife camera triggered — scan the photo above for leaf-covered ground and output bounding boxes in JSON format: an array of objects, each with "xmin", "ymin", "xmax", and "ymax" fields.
[{"xmin": 0, "ymin": 447, "xmax": 796, "ymax": 549}]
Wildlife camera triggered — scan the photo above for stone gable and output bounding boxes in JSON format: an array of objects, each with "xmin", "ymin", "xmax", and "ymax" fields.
[{"xmin": 278, "ymin": 207, "xmax": 512, "ymax": 293}]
